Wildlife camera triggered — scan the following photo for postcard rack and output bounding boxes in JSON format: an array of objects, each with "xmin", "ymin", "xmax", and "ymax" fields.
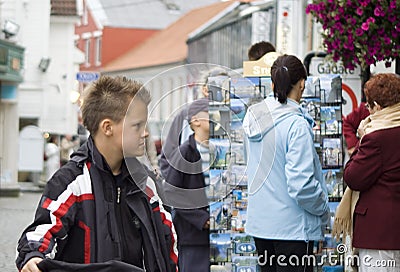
[
  {"xmin": 206, "ymin": 73, "xmax": 345, "ymax": 271},
  {"xmin": 302, "ymin": 74, "xmax": 345, "ymax": 201},
  {"xmin": 207, "ymin": 75, "xmax": 263, "ymax": 271}
]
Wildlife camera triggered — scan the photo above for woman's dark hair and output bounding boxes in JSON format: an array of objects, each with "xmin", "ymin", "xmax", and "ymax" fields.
[{"xmin": 271, "ymin": 55, "xmax": 307, "ymax": 104}]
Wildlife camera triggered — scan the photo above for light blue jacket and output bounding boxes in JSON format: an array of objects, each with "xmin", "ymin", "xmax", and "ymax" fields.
[{"xmin": 242, "ymin": 96, "xmax": 329, "ymax": 241}]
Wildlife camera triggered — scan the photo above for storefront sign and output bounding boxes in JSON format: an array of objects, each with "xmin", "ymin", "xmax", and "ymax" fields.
[{"xmin": 243, "ymin": 52, "xmax": 281, "ymax": 77}]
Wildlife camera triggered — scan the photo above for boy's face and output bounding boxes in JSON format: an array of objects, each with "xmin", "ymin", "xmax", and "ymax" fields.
[
  {"xmin": 115, "ymin": 98, "xmax": 149, "ymax": 157},
  {"xmin": 192, "ymin": 111, "xmax": 209, "ymax": 138}
]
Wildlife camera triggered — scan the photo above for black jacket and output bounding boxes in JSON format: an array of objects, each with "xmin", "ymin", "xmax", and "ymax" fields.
[
  {"xmin": 16, "ymin": 137, "xmax": 178, "ymax": 271},
  {"xmin": 163, "ymin": 134, "xmax": 210, "ymax": 246}
]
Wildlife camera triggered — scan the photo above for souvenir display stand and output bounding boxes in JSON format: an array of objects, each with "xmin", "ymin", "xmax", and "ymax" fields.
[{"xmin": 206, "ymin": 54, "xmax": 345, "ymax": 271}]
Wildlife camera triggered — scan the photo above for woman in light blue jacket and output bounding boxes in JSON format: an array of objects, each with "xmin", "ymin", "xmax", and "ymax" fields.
[{"xmin": 243, "ymin": 55, "xmax": 329, "ymax": 272}]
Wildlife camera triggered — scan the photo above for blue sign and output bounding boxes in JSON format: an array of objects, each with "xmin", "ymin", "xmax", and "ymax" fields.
[
  {"xmin": 1, "ymin": 85, "xmax": 17, "ymax": 101},
  {"xmin": 76, "ymin": 71, "xmax": 100, "ymax": 82}
]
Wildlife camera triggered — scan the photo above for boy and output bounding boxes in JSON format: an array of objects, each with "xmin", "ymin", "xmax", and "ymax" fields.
[
  {"xmin": 163, "ymin": 98, "xmax": 210, "ymax": 272},
  {"xmin": 16, "ymin": 76, "xmax": 177, "ymax": 272}
]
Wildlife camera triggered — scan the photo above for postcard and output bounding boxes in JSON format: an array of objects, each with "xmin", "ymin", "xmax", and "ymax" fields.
[
  {"xmin": 209, "ymin": 105, "xmax": 231, "ymax": 137},
  {"xmin": 231, "ymin": 256, "xmax": 260, "ymax": 272},
  {"xmin": 207, "ymin": 75, "xmax": 230, "ymax": 103},
  {"xmin": 303, "ymin": 76, "xmax": 321, "ymax": 97},
  {"xmin": 210, "ymin": 138, "xmax": 231, "ymax": 168},
  {"xmin": 232, "ymin": 233, "xmax": 257, "ymax": 254},
  {"xmin": 230, "ymin": 77, "xmax": 257, "ymax": 99},
  {"xmin": 320, "ymin": 106, "xmax": 341, "ymax": 135},
  {"xmin": 322, "ymin": 138, "xmax": 343, "ymax": 167},
  {"xmin": 320, "ymin": 75, "xmax": 342, "ymax": 103},
  {"xmin": 210, "ymin": 233, "xmax": 232, "ymax": 262},
  {"xmin": 209, "ymin": 169, "xmax": 231, "ymax": 201}
]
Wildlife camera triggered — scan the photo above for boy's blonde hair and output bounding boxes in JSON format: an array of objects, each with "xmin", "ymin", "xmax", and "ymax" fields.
[{"xmin": 81, "ymin": 75, "xmax": 151, "ymax": 136}]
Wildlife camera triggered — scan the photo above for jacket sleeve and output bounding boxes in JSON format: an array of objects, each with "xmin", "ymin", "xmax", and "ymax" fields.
[
  {"xmin": 16, "ymin": 167, "xmax": 85, "ymax": 270},
  {"xmin": 145, "ymin": 177, "xmax": 179, "ymax": 271},
  {"xmin": 159, "ymin": 106, "xmax": 189, "ymax": 178},
  {"xmin": 343, "ymin": 103, "xmax": 370, "ymax": 149},
  {"xmin": 344, "ymin": 133, "xmax": 382, "ymax": 191},
  {"xmin": 174, "ymin": 208, "xmax": 209, "ymax": 231},
  {"xmin": 285, "ymin": 120, "xmax": 329, "ymax": 217},
  {"xmin": 163, "ymin": 157, "xmax": 209, "ymax": 230}
]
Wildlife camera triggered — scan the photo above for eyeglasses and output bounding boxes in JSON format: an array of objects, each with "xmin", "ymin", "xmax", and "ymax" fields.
[{"xmin": 365, "ymin": 101, "xmax": 379, "ymax": 110}]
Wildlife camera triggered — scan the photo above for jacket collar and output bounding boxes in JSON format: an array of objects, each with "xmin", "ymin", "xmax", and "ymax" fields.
[{"xmin": 71, "ymin": 137, "xmax": 149, "ymax": 192}]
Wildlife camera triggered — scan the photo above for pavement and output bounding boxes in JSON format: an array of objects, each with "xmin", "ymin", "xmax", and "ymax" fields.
[
  {"xmin": 1, "ymin": 183, "xmax": 233, "ymax": 272},
  {"xmin": 0, "ymin": 185, "xmax": 42, "ymax": 272}
]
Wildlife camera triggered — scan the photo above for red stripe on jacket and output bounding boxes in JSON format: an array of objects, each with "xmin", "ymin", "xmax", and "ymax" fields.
[
  {"xmin": 146, "ymin": 185, "xmax": 178, "ymax": 267},
  {"xmin": 78, "ymin": 221, "xmax": 91, "ymax": 263},
  {"xmin": 39, "ymin": 193, "xmax": 94, "ymax": 253}
]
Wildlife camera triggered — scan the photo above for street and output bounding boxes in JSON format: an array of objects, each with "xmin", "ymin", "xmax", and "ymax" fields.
[{"xmin": 0, "ymin": 191, "xmax": 41, "ymax": 272}]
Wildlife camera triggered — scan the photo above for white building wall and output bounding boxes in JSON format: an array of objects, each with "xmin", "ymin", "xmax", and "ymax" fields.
[
  {"xmin": 276, "ymin": 0, "xmax": 307, "ymax": 58},
  {"xmin": 0, "ymin": 0, "xmax": 82, "ymax": 187},
  {"xmin": 0, "ymin": 0, "xmax": 50, "ymax": 187},
  {"xmin": 14, "ymin": 0, "xmax": 79, "ymax": 135},
  {"xmin": 40, "ymin": 16, "xmax": 80, "ymax": 135},
  {"xmin": 0, "ymin": 102, "xmax": 19, "ymax": 189},
  {"xmin": 17, "ymin": 0, "xmax": 50, "ymax": 119}
]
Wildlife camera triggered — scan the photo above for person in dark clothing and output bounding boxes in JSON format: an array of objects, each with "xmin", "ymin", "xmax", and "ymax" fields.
[
  {"xmin": 163, "ymin": 98, "xmax": 210, "ymax": 272},
  {"xmin": 247, "ymin": 40, "xmax": 276, "ymax": 61},
  {"xmin": 16, "ymin": 76, "xmax": 178, "ymax": 272},
  {"xmin": 342, "ymin": 97, "xmax": 370, "ymax": 156},
  {"xmin": 159, "ymin": 67, "xmax": 228, "ymax": 180}
]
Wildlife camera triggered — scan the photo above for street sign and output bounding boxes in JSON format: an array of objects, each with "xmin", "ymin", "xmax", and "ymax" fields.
[{"xmin": 76, "ymin": 71, "xmax": 100, "ymax": 82}]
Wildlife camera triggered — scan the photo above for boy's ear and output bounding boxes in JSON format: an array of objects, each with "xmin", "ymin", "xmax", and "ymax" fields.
[
  {"xmin": 190, "ymin": 116, "xmax": 201, "ymax": 128},
  {"xmin": 99, "ymin": 119, "xmax": 113, "ymax": 136}
]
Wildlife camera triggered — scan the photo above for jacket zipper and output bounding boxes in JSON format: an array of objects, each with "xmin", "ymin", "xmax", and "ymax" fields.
[
  {"xmin": 117, "ymin": 187, "xmax": 121, "ymax": 203},
  {"xmin": 115, "ymin": 185, "xmax": 128, "ymax": 260}
]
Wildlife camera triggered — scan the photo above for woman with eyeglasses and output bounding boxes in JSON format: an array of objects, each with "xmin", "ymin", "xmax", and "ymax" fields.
[{"xmin": 344, "ymin": 73, "xmax": 400, "ymax": 272}]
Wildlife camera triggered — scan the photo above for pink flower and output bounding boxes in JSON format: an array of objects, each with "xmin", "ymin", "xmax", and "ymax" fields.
[
  {"xmin": 369, "ymin": 47, "xmax": 377, "ymax": 55},
  {"xmin": 385, "ymin": 61, "xmax": 392, "ymax": 68},
  {"xmin": 388, "ymin": 14, "xmax": 396, "ymax": 23},
  {"xmin": 306, "ymin": 0, "xmax": 397, "ymax": 70},
  {"xmin": 366, "ymin": 17, "xmax": 375, "ymax": 24},
  {"xmin": 366, "ymin": 58, "xmax": 375, "ymax": 65},
  {"xmin": 374, "ymin": 6, "xmax": 384, "ymax": 17},
  {"xmin": 355, "ymin": 28, "xmax": 363, "ymax": 36},
  {"xmin": 361, "ymin": 22, "xmax": 369, "ymax": 31}
]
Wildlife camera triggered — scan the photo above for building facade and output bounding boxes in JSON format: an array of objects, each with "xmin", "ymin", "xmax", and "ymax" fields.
[{"xmin": 0, "ymin": 0, "xmax": 82, "ymax": 194}]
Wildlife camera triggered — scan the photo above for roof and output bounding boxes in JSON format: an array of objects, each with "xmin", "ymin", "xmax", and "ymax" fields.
[
  {"xmin": 51, "ymin": 0, "xmax": 79, "ymax": 16},
  {"xmin": 102, "ymin": 1, "xmax": 235, "ymax": 72},
  {"xmin": 95, "ymin": 0, "xmax": 223, "ymax": 29},
  {"xmin": 188, "ymin": 0, "xmax": 274, "ymax": 42}
]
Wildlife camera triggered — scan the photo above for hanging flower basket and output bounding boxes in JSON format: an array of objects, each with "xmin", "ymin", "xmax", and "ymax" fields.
[{"xmin": 306, "ymin": 0, "xmax": 400, "ymax": 70}]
